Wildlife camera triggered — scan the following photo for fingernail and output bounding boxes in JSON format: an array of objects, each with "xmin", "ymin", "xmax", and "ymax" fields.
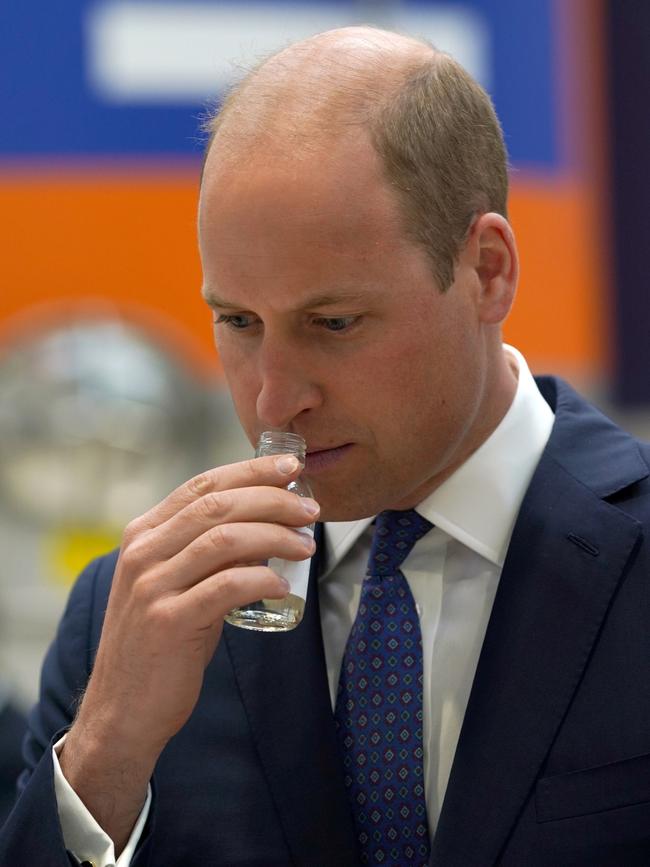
[
  {"xmin": 278, "ymin": 577, "xmax": 291, "ymax": 593},
  {"xmin": 276, "ymin": 455, "xmax": 299, "ymax": 474},
  {"xmin": 296, "ymin": 530, "xmax": 316, "ymax": 552},
  {"xmin": 302, "ymin": 498, "xmax": 320, "ymax": 517}
]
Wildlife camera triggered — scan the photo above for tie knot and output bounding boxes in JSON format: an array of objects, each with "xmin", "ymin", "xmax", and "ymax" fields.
[{"xmin": 367, "ymin": 509, "xmax": 433, "ymax": 578}]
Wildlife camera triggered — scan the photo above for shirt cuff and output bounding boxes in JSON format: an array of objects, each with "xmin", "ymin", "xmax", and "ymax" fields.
[{"xmin": 53, "ymin": 735, "xmax": 152, "ymax": 867}]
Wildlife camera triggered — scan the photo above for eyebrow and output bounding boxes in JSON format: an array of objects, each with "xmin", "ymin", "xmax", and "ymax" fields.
[
  {"xmin": 201, "ymin": 289, "xmax": 238, "ymax": 310},
  {"xmin": 201, "ymin": 287, "xmax": 372, "ymax": 311}
]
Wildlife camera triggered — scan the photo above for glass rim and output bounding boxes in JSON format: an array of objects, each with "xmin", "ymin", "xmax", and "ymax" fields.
[{"xmin": 257, "ymin": 430, "xmax": 307, "ymax": 450}]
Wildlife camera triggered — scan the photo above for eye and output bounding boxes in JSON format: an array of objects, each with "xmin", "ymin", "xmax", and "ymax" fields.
[
  {"xmin": 314, "ymin": 316, "xmax": 360, "ymax": 333},
  {"xmin": 215, "ymin": 313, "xmax": 255, "ymax": 330}
]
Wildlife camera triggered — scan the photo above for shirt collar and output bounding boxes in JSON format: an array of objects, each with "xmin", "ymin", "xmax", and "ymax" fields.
[{"xmin": 322, "ymin": 345, "xmax": 554, "ymax": 574}]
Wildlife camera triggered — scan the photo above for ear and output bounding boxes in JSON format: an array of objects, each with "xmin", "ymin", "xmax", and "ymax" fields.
[{"xmin": 468, "ymin": 212, "xmax": 518, "ymax": 325}]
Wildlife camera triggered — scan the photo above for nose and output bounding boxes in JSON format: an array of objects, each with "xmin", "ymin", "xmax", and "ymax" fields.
[{"xmin": 255, "ymin": 338, "xmax": 322, "ymax": 429}]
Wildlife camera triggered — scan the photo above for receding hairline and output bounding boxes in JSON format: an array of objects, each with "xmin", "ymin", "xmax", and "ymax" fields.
[
  {"xmin": 199, "ymin": 26, "xmax": 509, "ymax": 293},
  {"xmin": 201, "ymin": 26, "xmax": 445, "ymax": 167}
]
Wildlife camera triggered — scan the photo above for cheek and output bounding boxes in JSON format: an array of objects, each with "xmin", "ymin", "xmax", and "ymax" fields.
[
  {"xmin": 369, "ymin": 340, "xmax": 475, "ymax": 444},
  {"xmin": 328, "ymin": 351, "xmax": 424, "ymax": 444}
]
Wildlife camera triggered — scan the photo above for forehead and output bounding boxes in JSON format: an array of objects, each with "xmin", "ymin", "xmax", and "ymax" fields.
[
  {"xmin": 199, "ymin": 128, "xmax": 407, "ymax": 250},
  {"xmin": 197, "ymin": 128, "xmax": 439, "ymax": 310}
]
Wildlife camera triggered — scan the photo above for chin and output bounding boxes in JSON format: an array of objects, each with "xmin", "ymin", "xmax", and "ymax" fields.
[
  {"xmin": 317, "ymin": 489, "xmax": 388, "ymax": 523},
  {"xmin": 317, "ymin": 480, "xmax": 425, "ymax": 521},
  {"xmin": 319, "ymin": 505, "xmax": 374, "ymax": 523}
]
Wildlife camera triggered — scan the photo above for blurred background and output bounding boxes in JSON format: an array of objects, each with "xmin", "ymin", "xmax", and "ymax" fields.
[{"xmin": 0, "ymin": 0, "xmax": 648, "ymax": 803}]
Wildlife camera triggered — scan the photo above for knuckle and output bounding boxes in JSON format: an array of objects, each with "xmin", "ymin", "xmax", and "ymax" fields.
[
  {"xmin": 216, "ymin": 569, "xmax": 236, "ymax": 597},
  {"xmin": 208, "ymin": 523, "xmax": 234, "ymax": 552},
  {"xmin": 119, "ymin": 531, "xmax": 155, "ymax": 573},
  {"xmin": 199, "ymin": 490, "xmax": 232, "ymax": 522},
  {"xmin": 242, "ymin": 458, "xmax": 260, "ymax": 482},
  {"xmin": 122, "ymin": 517, "xmax": 143, "ymax": 545},
  {"xmin": 118, "ymin": 541, "xmax": 141, "ymax": 574},
  {"xmin": 187, "ymin": 470, "xmax": 213, "ymax": 498}
]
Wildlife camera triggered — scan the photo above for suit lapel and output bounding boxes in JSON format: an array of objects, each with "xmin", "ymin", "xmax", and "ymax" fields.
[
  {"xmin": 224, "ymin": 524, "xmax": 358, "ymax": 866},
  {"xmin": 431, "ymin": 379, "xmax": 647, "ymax": 867}
]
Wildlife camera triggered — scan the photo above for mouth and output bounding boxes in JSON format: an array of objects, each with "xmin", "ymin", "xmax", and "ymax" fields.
[{"xmin": 304, "ymin": 443, "xmax": 353, "ymax": 473}]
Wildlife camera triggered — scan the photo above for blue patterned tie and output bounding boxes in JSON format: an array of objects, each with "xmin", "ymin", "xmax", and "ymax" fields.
[{"xmin": 335, "ymin": 509, "xmax": 433, "ymax": 866}]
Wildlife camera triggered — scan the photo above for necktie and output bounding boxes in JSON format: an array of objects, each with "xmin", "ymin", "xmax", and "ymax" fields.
[{"xmin": 335, "ymin": 509, "xmax": 433, "ymax": 866}]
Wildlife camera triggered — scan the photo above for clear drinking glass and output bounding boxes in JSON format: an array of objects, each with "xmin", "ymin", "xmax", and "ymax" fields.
[{"xmin": 224, "ymin": 431, "xmax": 314, "ymax": 632}]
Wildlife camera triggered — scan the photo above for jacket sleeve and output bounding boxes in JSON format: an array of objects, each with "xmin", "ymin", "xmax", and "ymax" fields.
[{"xmin": 0, "ymin": 553, "xmax": 133, "ymax": 866}]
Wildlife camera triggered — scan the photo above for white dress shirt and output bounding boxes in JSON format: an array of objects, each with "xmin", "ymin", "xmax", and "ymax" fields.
[{"xmin": 54, "ymin": 345, "xmax": 554, "ymax": 866}]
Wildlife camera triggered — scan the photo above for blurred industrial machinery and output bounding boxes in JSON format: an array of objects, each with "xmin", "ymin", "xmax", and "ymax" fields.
[{"xmin": 0, "ymin": 315, "xmax": 246, "ymax": 707}]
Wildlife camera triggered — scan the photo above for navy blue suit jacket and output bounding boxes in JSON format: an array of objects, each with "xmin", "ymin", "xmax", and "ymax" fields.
[
  {"xmin": 2, "ymin": 377, "xmax": 650, "ymax": 866},
  {"xmin": 0, "ymin": 703, "xmax": 28, "ymax": 828}
]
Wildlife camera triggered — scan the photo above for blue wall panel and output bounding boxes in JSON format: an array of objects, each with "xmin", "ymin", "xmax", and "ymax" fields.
[{"xmin": 1, "ymin": 0, "xmax": 558, "ymax": 167}]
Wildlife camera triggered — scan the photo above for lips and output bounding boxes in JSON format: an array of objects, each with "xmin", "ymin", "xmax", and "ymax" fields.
[{"xmin": 304, "ymin": 443, "xmax": 353, "ymax": 473}]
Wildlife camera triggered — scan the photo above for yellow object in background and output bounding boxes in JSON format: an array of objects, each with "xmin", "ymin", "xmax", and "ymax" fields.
[{"xmin": 44, "ymin": 525, "xmax": 121, "ymax": 588}]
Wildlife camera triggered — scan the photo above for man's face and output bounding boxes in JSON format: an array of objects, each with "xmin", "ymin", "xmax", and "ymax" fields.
[{"xmin": 199, "ymin": 131, "xmax": 493, "ymax": 520}]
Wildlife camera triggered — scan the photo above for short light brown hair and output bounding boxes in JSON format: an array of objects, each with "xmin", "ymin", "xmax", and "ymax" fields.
[
  {"xmin": 369, "ymin": 53, "xmax": 509, "ymax": 290},
  {"xmin": 202, "ymin": 30, "xmax": 509, "ymax": 291}
]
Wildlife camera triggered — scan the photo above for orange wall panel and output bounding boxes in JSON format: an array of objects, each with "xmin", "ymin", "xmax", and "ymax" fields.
[
  {"xmin": 506, "ymin": 177, "xmax": 608, "ymax": 377},
  {"xmin": 1, "ymin": 170, "xmax": 607, "ymax": 381},
  {"xmin": 0, "ymin": 168, "xmax": 217, "ymax": 377}
]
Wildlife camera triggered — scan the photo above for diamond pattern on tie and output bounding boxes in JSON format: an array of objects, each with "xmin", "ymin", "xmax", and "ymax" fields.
[{"xmin": 335, "ymin": 509, "xmax": 433, "ymax": 866}]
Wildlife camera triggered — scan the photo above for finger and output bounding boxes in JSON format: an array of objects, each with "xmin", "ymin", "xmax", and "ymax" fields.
[
  {"xmin": 126, "ymin": 455, "xmax": 304, "ymax": 535},
  {"xmin": 161, "ymin": 522, "xmax": 315, "ymax": 592},
  {"xmin": 121, "ymin": 522, "xmax": 314, "ymax": 597},
  {"xmin": 176, "ymin": 565, "xmax": 291, "ymax": 630},
  {"xmin": 140, "ymin": 485, "xmax": 319, "ymax": 561}
]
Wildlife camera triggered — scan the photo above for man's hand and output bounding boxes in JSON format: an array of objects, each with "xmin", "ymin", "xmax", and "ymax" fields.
[{"xmin": 59, "ymin": 455, "xmax": 318, "ymax": 853}]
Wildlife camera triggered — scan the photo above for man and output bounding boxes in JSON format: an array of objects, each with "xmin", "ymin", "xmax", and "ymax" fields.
[{"xmin": 2, "ymin": 25, "xmax": 650, "ymax": 867}]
